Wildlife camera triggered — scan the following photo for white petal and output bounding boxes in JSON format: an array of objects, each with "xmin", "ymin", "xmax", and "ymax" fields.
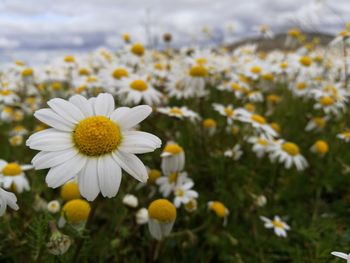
[
  {"xmin": 119, "ymin": 131, "xmax": 161, "ymax": 153},
  {"xmin": 34, "ymin": 109, "xmax": 74, "ymax": 131},
  {"xmin": 69, "ymin": 95, "xmax": 93, "ymax": 117},
  {"xmin": 77, "ymin": 157, "xmax": 100, "ymax": 201},
  {"xmin": 94, "ymin": 93, "xmax": 115, "ymax": 116},
  {"xmin": 331, "ymin": 252, "xmax": 348, "ymax": 260},
  {"xmin": 26, "ymin": 129, "xmax": 73, "ymax": 151},
  {"xmin": 111, "ymin": 105, "xmax": 152, "ymax": 130},
  {"xmin": 112, "ymin": 151, "xmax": 148, "ymax": 183},
  {"xmin": 97, "ymin": 155, "xmax": 121, "ymax": 198},
  {"xmin": 46, "ymin": 154, "xmax": 86, "ymax": 188},
  {"xmin": 48, "ymin": 98, "xmax": 85, "ymax": 123},
  {"xmin": 31, "ymin": 148, "xmax": 79, "ymax": 169}
]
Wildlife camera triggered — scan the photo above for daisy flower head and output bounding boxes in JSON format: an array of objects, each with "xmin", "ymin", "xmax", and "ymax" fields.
[
  {"xmin": 161, "ymin": 142, "xmax": 185, "ymax": 175},
  {"xmin": 47, "ymin": 200, "xmax": 61, "ymax": 214},
  {"xmin": 59, "ymin": 199, "xmax": 91, "ymax": 227},
  {"xmin": 268, "ymin": 140, "xmax": 308, "ymax": 171},
  {"xmin": 310, "ymin": 140, "xmax": 329, "ymax": 156},
  {"xmin": 0, "ymin": 160, "xmax": 33, "ymax": 193},
  {"xmin": 305, "ymin": 116, "xmax": 327, "ymax": 132},
  {"xmin": 60, "ymin": 181, "xmax": 81, "ymax": 201},
  {"xmin": 173, "ymin": 178, "xmax": 198, "ymax": 208},
  {"xmin": 157, "ymin": 106, "xmax": 200, "ymax": 122},
  {"xmin": 212, "ymin": 103, "xmax": 236, "ymax": 125},
  {"xmin": 224, "ymin": 144, "xmax": 243, "ymax": 161},
  {"xmin": 0, "ymin": 187, "xmax": 19, "ymax": 216},
  {"xmin": 135, "ymin": 208, "xmax": 149, "ymax": 225},
  {"xmin": 26, "ymin": 93, "xmax": 162, "ymax": 201},
  {"xmin": 118, "ymin": 75, "xmax": 162, "ymax": 106},
  {"xmin": 260, "ymin": 215, "xmax": 290, "ymax": 237},
  {"xmin": 337, "ymin": 132, "xmax": 350, "ymax": 142},
  {"xmin": 148, "ymin": 199, "xmax": 177, "ymax": 240},
  {"xmin": 248, "ymin": 136, "xmax": 273, "ymax": 158},
  {"xmin": 331, "ymin": 251, "xmax": 350, "ymax": 262},
  {"xmin": 202, "ymin": 118, "xmax": 217, "ymax": 135},
  {"xmin": 208, "ymin": 201, "xmax": 229, "ymax": 225},
  {"xmin": 156, "ymin": 171, "xmax": 191, "ymax": 198}
]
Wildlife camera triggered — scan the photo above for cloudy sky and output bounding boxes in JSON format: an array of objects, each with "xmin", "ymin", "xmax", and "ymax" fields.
[{"xmin": 0, "ymin": 0, "xmax": 349, "ymax": 52}]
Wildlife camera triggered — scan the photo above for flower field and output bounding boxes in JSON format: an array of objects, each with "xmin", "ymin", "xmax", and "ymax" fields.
[{"xmin": 0, "ymin": 27, "xmax": 350, "ymax": 262}]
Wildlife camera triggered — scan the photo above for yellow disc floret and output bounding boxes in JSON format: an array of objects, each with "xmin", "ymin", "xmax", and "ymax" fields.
[
  {"xmin": 130, "ymin": 80, "xmax": 148, "ymax": 91},
  {"xmin": 282, "ymin": 142, "xmax": 300, "ymax": 156},
  {"xmin": 169, "ymin": 107, "xmax": 183, "ymax": 116},
  {"xmin": 209, "ymin": 201, "xmax": 228, "ymax": 218},
  {"xmin": 251, "ymin": 114, "xmax": 266, "ymax": 124},
  {"xmin": 299, "ymin": 56, "xmax": 312, "ymax": 67},
  {"xmin": 60, "ymin": 181, "xmax": 81, "ymax": 201},
  {"xmin": 22, "ymin": 68, "xmax": 34, "ymax": 77},
  {"xmin": 320, "ymin": 96, "xmax": 334, "ymax": 106},
  {"xmin": 202, "ymin": 118, "xmax": 217, "ymax": 128},
  {"xmin": 163, "ymin": 143, "xmax": 183, "ymax": 155},
  {"xmin": 148, "ymin": 199, "xmax": 177, "ymax": 222},
  {"xmin": 62, "ymin": 199, "xmax": 91, "ymax": 224},
  {"xmin": 73, "ymin": 116, "xmax": 122, "ymax": 156},
  {"xmin": 2, "ymin": 163, "xmax": 22, "ymax": 176},
  {"xmin": 272, "ymin": 219, "xmax": 284, "ymax": 228},
  {"xmin": 313, "ymin": 140, "xmax": 329, "ymax": 155},
  {"xmin": 131, "ymin": 43, "xmax": 145, "ymax": 56},
  {"xmin": 250, "ymin": 66, "xmax": 262, "ymax": 74},
  {"xmin": 112, "ymin": 68, "xmax": 129, "ymax": 79},
  {"xmin": 189, "ymin": 65, "xmax": 208, "ymax": 77},
  {"xmin": 148, "ymin": 169, "xmax": 161, "ymax": 184}
]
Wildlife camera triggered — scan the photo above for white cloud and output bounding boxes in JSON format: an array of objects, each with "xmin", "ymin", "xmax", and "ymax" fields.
[{"xmin": 0, "ymin": 0, "xmax": 348, "ymax": 50}]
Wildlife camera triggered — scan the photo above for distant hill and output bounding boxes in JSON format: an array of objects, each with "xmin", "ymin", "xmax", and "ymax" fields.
[{"xmin": 226, "ymin": 32, "xmax": 335, "ymax": 51}]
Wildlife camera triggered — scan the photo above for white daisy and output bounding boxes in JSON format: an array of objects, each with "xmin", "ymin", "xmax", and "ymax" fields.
[
  {"xmin": 26, "ymin": 93, "xmax": 162, "ymax": 201},
  {"xmin": 173, "ymin": 178, "xmax": 198, "ymax": 208},
  {"xmin": 0, "ymin": 160, "xmax": 33, "ymax": 193},
  {"xmin": 268, "ymin": 140, "xmax": 308, "ymax": 171},
  {"xmin": 0, "ymin": 187, "xmax": 19, "ymax": 216},
  {"xmin": 260, "ymin": 215, "xmax": 290, "ymax": 237}
]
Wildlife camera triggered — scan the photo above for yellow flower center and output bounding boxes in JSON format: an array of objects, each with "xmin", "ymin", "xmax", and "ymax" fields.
[
  {"xmin": 224, "ymin": 107, "xmax": 234, "ymax": 117},
  {"xmin": 314, "ymin": 117, "xmax": 326, "ymax": 128},
  {"xmin": 62, "ymin": 199, "xmax": 91, "ymax": 224},
  {"xmin": 196, "ymin": 57, "xmax": 207, "ymax": 65},
  {"xmin": 262, "ymin": 73, "xmax": 274, "ymax": 81},
  {"xmin": 209, "ymin": 201, "xmax": 228, "ymax": 218},
  {"xmin": 51, "ymin": 82, "xmax": 62, "ymax": 91},
  {"xmin": 202, "ymin": 118, "xmax": 216, "ymax": 128},
  {"xmin": 0, "ymin": 89, "xmax": 13, "ymax": 96},
  {"xmin": 22, "ymin": 68, "xmax": 33, "ymax": 77},
  {"xmin": 123, "ymin": 33, "xmax": 130, "ymax": 42},
  {"xmin": 154, "ymin": 63, "xmax": 163, "ymax": 70},
  {"xmin": 231, "ymin": 83, "xmax": 241, "ymax": 91},
  {"xmin": 245, "ymin": 103, "xmax": 255, "ymax": 112},
  {"xmin": 280, "ymin": 62, "xmax": 288, "ymax": 69},
  {"xmin": 189, "ymin": 65, "xmax": 208, "ymax": 77},
  {"xmin": 2, "ymin": 163, "xmax": 22, "ymax": 176},
  {"xmin": 15, "ymin": 60, "xmax": 25, "ymax": 66},
  {"xmin": 288, "ymin": 28, "xmax": 301, "ymax": 38},
  {"xmin": 131, "ymin": 43, "xmax": 145, "ymax": 56},
  {"xmin": 163, "ymin": 144, "xmax": 183, "ymax": 155},
  {"xmin": 60, "ymin": 181, "xmax": 81, "ymax": 201},
  {"xmin": 270, "ymin": 122, "xmax": 281, "ymax": 133},
  {"xmin": 258, "ymin": 139, "xmax": 268, "ymax": 146},
  {"xmin": 320, "ymin": 96, "xmax": 334, "ymax": 106},
  {"xmin": 339, "ymin": 30, "xmax": 349, "ymax": 37},
  {"xmin": 272, "ymin": 220, "xmax": 284, "ymax": 228},
  {"xmin": 148, "ymin": 169, "xmax": 161, "ymax": 184},
  {"xmin": 79, "ymin": 68, "xmax": 90, "ymax": 76},
  {"xmin": 175, "ymin": 189, "xmax": 184, "ymax": 197},
  {"xmin": 148, "ymin": 199, "xmax": 177, "ymax": 222},
  {"xmin": 267, "ymin": 94, "xmax": 280, "ymax": 104},
  {"xmin": 168, "ymin": 172, "xmax": 179, "ymax": 183},
  {"xmin": 112, "ymin": 68, "xmax": 129, "ymax": 79},
  {"xmin": 250, "ymin": 66, "xmax": 262, "ymax": 74},
  {"xmin": 282, "ymin": 142, "xmax": 300, "ymax": 156},
  {"xmin": 64, "ymin": 55, "xmax": 75, "ymax": 63},
  {"xmin": 299, "ymin": 56, "xmax": 312, "ymax": 67},
  {"xmin": 314, "ymin": 140, "xmax": 329, "ymax": 155},
  {"xmin": 341, "ymin": 132, "xmax": 350, "ymax": 138},
  {"xmin": 73, "ymin": 116, "xmax": 122, "ymax": 156},
  {"xmin": 251, "ymin": 114, "xmax": 266, "ymax": 124},
  {"xmin": 296, "ymin": 82, "xmax": 307, "ymax": 90},
  {"xmin": 130, "ymin": 80, "xmax": 148, "ymax": 91},
  {"xmin": 169, "ymin": 107, "xmax": 183, "ymax": 116}
]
